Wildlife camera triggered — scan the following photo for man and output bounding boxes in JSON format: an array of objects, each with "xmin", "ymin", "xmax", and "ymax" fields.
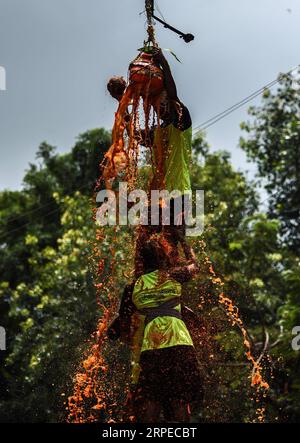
[
  {"xmin": 142, "ymin": 48, "xmax": 193, "ymax": 233},
  {"xmin": 152, "ymin": 48, "xmax": 192, "ymax": 186},
  {"xmin": 107, "ymin": 234, "xmax": 202, "ymax": 423},
  {"xmin": 106, "ymin": 53, "xmax": 193, "ymax": 209}
]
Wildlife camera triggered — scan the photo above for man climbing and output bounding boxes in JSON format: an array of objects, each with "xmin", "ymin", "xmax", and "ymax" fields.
[
  {"xmin": 132, "ymin": 49, "xmax": 193, "ymax": 279},
  {"xmin": 106, "ymin": 51, "xmax": 193, "ymax": 232},
  {"xmin": 140, "ymin": 48, "xmax": 193, "ymax": 233},
  {"xmin": 108, "ymin": 233, "xmax": 203, "ymax": 423}
]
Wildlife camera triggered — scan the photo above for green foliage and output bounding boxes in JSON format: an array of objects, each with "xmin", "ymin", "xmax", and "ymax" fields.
[
  {"xmin": 0, "ymin": 193, "xmax": 99, "ymax": 421},
  {"xmin": 0, "ymin": 118, "xmax": 299, "ymax": 422},
  {"xmin": 0, "ymin": 129, "xmax": 111, "ymax": 422},
  {"xmin": 189, "ymin": 137, "xmax": 289, "ymax": 421},
  {"xmin": 239, "ymin": 74, "xmax": 300, "ymax": 420},
  {"xmin": 240, "ymin": 72, "xmax": 300, "ymax": 253}
]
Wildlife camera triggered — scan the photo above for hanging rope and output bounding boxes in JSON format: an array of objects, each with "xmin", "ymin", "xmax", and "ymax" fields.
[
  {"xmin": 145, "ymin": 0, "xmax": 157, "ymax": 46},
  {"xmin": 145, "ymin": 0, "xmax": 154, "ymax": 25}
]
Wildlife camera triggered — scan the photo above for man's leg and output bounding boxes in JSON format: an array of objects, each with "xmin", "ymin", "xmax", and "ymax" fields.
[
  {"xmin": 168, "ymin": 399, "xmax": 191, "ymax": 423},
  {"xmin": 170, "ymin": 196, "xmax": 186, "ymax": 236},
  {"xmin": 136, "ymin": 399, "xmax": 162, "ymax": 423}
]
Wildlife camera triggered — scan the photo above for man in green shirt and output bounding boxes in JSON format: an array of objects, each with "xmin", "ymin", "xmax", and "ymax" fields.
[
  {"xmin": 106, "ymin": 51, "xmax": 193, "ymax": 233},
  {"xmin": 150, "ymin": 48, "xmax": 192, "ymax": 199},
  {"xmin": 135, "ymin": 48, "xmax": 192, "ymax": 231},
  {"xmin": 107, "ymin": 234, "xmax": 202, "ymax": 423}
]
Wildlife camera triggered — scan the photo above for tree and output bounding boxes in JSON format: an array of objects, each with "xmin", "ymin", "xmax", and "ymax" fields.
[
  {"xmin": 0, "ymin": 128, "xmax": 299, "ymax": 422},
  {"xmin": 189, "ymin": 135, "xmax": 287, "ymax": 422},
  {"xmin": 240, "ymin": 72, "xmax": 300, "ymax": 253},
  {"xmin": 240, "ymin": 73, "xmax": 300, "ymax": 421},
  {"xmin": 0, "ymin": 129, "xmax": 111, "ymax": 422}
]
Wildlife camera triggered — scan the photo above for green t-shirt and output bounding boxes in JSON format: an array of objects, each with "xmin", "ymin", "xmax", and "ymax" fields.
[
  {"xmin": 153, "ymin": 124, "xmax": 192, "ymax": 194},
  {"xmin": 132, "ymin": 270, "xmax": 193, "ymax": 352}
]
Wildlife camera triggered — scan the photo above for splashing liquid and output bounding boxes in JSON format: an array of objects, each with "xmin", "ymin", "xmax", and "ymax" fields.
[
  {"xmin": 67, "ymin": 226, "xmax": 134, "ymax": 423},
  {"xmin": 198, "ymin": 239, "xmax": 269, "ymax": 422},
  {"xmin": 67, "ymin": 47, "xmax": 167, "ymax": 423},
  {"xmin": 67, "ymin": 237, "xmax": 270, "ymax": 423},
  {"xmin": 102, "ymin": 49, "xmax": 166, "ymax": 193}
]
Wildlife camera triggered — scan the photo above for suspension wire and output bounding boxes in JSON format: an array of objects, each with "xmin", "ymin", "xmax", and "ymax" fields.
[
  {"xmin": 145, "ymin": 0, "xmax": 156, "ymax": 45},
  {"xmin": 193, "ymin": 64, "xmax": 300, "ymax": 134},
  {"xmin": 145, "ymin": 0, "xmax": 154, "ymax": 25},
  {"xmin": 154, "ymin": 1, "xmax": 166, "ymax": 22}
]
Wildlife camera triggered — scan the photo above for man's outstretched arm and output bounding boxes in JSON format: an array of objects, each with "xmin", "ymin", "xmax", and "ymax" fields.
[
  {"xmin": 107, "ymin": 283, "xmax": 136, "ymax": 342},
  {"xmin": 153, "ymin": 48, "xmax": 192, "ymax": 130},
  {"xmin": 153, "ymin": 48, "xmax": 178, "ymax": 101}
]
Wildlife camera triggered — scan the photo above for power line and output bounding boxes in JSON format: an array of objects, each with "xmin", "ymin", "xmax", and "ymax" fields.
[
  {"xmin": 0, "ymin": 206, "xmax": 62, "ymax": 241},
  {"xmin": 1, "ymin": 181, "xmax": 93, "ymax": 225},
  {"xmin": 2, "ymin": 199, "xmax": 58, "ymax": 225},
  {"xmin": 154, "ymin": 1, "xmax": 166, "ymax": 22},
  {"xmin": 0, "ymin": 181, "xmax": 95, "ymax": 240},
  {"xmin": 193, "ymin": 78, "xmax": 278, "ymax": 132},
  {"xmin": 193, "ymin": 64, "xmax": 300, "ymax": 134}
]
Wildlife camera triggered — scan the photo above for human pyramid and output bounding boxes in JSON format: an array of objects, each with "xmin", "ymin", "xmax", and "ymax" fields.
[{"xmin": 105, "ymin": 24, "xmax": 202, "ymax": 423}]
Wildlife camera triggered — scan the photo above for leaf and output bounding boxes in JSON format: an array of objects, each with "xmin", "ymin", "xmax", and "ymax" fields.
[{"xmin": 163, "ymin": 48, "xmax": 182, "ymax": 63}]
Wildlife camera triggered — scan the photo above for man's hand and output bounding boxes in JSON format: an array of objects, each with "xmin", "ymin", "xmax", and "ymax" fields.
[
  {"xmin": 107, "ymin": 317, "xmax": 121, "ymax": 341},
  {"xmin": 173, "ymin": 226, "xmax": 185, "ymax": 243},
  {"xmin": 152, "ymin": 48, "xmax": 167, "ymax": 66},
  {"xmin": 152, "ymin": 48, "xmax": 178, "ymax": 101}
]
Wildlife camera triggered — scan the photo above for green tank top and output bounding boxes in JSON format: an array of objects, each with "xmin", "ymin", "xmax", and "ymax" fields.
[
  {"xmin": 153, "ymin": 124, "xmax": 192, "ymax": 194},
  {"xmin": 132, "ymin": 270, "xmax": 194, "ymax": 352}
]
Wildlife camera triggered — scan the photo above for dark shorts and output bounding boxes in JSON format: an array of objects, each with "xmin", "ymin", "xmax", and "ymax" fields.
[{"xmin": 133, "ymin": 345, "xmax": 203, "ymax": 406}]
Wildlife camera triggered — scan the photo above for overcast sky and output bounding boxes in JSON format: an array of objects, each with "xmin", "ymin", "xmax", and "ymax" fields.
[{"xmin": 0, "ymin": 0, "xmax": 299, "ymax": 190}]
